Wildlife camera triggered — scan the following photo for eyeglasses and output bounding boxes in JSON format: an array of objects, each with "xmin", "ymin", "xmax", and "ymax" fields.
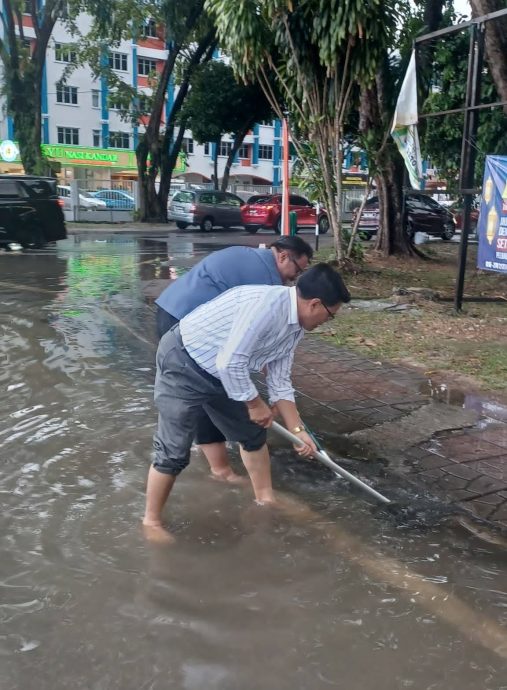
[
  {"xmin": 290, "ymin": 256, "xmax": 306, "ymax": 276},
  {"xmin": 320, "ymin": 301, "xmax": 335, "ymax": 320}
]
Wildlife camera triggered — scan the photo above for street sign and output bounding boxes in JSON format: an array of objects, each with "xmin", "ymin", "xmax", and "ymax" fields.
[{"xmin": 477, "ymin": 155, "xmax": 507, "ymax": 274}]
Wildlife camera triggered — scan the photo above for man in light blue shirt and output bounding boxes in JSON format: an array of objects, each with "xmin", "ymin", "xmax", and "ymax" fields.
[
  {"xmin": 154, "ymin": 237, "xmax": 313, "ymax": 483},
  {"xmin": 143, "ymin": 263, "xmax": 351, "ymax": 540}
]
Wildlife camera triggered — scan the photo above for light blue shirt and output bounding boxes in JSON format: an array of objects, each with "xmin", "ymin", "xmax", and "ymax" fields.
[
  {"xmin": 156, "ymin": 246, "xmax": 282, "ymax": 320},
  {"xmin": 180, "ymin": 285, "xmax": 304, "ymax": 404}
]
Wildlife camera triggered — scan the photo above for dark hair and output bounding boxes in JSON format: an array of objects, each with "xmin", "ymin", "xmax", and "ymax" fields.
[
  {"xmin": 270, "ymin": 236, "xmax": 313, "ymax": 261},
  {"xmin": 297, "ymin": 263, "xmax": 351, "ymax": 305}
]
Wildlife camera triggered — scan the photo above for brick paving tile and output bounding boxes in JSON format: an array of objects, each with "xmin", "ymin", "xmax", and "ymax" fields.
[
  {"xmin": 442, "ymin": 464, "xmax": 482, "ymax": 481},
  {"xmin": 489, "ymin": 504, "xmax": 507, "ymax": 523},
  {"xmin": 466, "ymin": 456, "xmax": 507, "ymax": 481},
  {"xmin": 429, "ymin": 436, "xmax": 507, "ymax": 463},
  {"xmin": 392, "ymin": 402, "xmax": 427, "ymax": 412},
  {"xmin": 461, "ymin": 500, "xmax": 496, "ymax": 519},
  {"xmin": 293, "ymin": 336, "xmax": 507, "ymax": 530},
  {"xmin": 465, "ymin": 427, "xmax": 507, "ymax": 449},
  {"xmin": 467, "ymin": 475, "xmax": 507, "ymax": 495},
  {"xmin": 416, "ymin": 468, "xmax": 447, "ymax": 482},
  {"xmin": 326, "ymin": 399, "xmax": 371, "ymax": 412},
  {"xmin": 408, "ymin": 454, "xmax": 455, "ymax": 471}
]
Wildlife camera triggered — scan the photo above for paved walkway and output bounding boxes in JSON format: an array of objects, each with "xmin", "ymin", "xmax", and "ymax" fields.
[{"xmin": 288, "ymin": 336, "xmax": 507, "ymax": 532}]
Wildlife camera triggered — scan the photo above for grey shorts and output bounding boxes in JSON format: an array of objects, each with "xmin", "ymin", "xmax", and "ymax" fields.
[{"xmin": 152, "ymin": 326, "xmax": 267, "ymax": 475}]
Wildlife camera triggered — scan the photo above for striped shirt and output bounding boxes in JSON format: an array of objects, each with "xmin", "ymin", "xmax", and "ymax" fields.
[{"xmin": 179, "ymin": 284, "xmax": 304, "ymax": 404}]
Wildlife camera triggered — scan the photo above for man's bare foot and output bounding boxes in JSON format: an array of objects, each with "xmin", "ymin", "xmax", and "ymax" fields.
[
  {"xmin": 142, "ymin": 520, "xmax": 175, "ymax": 544},
  {"xmin": 210, "ymin": 469, "xmax": 248, "ymax": 485}
]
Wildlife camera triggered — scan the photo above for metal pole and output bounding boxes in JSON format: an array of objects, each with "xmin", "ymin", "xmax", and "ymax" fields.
[
  {"xmin": 281, "ymin": 117, "xmax": 290, "ymax": 236},
  {"xmin": 272, "ymin": 421, "xmax": 391, "ymax": 505},
  {"xmin": 455, "ymin": 23, "xmax": 484, "ymax": 312},
  {"xmin": 314, "ymin": 201, "xmax": 320, "ymax": 251}
]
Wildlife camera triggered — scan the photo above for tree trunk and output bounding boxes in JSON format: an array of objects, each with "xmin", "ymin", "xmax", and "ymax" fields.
[
  {"xmin": 2, "ymin": 0, "xmax": 56, "ymax": 175},
  {"xmin": 470, "ymin": 0, "xmax": 507, "ymax": 114},
  {"xmin": 359, "ymin": 74, "xmax": 416, "ymax": 257},
  {"xmin": 213, "ymin": 141, "xmax": 219, "ymax": 189},
  {"xmin": 157, "ymin": 31, "xmax": 216, "ymax": 216},
  {"xmin": 159, "ymin": 122, "xmax": 187, "ymax": 216},
  {"xmin": 373, "ymin": 147, "xmax": 416, "ymax": 255},
  {"xmin": 221, "ymin": 122, "xmax": 252, "ymax": 191}
]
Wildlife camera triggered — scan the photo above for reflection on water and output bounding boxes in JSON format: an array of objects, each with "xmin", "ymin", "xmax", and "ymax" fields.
[
  {"xmin": 1, "ymin": 239, "xmax": 507, "ymax": 690},
  {"xmin": 421, "ymin": 379, "xmax": 507, "ymax": 426}
]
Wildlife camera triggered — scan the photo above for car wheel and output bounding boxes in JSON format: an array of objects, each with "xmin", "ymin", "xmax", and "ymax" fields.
[
  {"xmin": 406, "ymin": 221, "xmax": 415, "ymax": 242},
  {"xmin": 200, "ymin": 217, "xmax": 214, "ymax": 232},
  {"xmin": 275, "ymin": 216, "xmax": 282, "ymax": 234},
  {"xmin": 20, "ymin": 223, "xmax": 45, "ymax": 249},
  {"xmin": 441, "ymin": 223, "xmax": 455, "ymax": 241},
  {"xmin": 246, "ymin": 226, "xmax": 259, "ymax": 234},
  {"xmin": 176, "ymin": 221, "xmax": 188, "ymax": 230},
  {"xmin": 318, "ymin": 215, "xmax": 330, "ymax": 234}
]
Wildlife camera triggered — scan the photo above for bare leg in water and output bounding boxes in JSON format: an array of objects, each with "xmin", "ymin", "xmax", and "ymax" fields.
[
  {"xmin": 240, "ymin": 443, "xmax": 275, "ymax": 504},
  {"xmin": 200, "ymin": 442, "xmax": 247, "ymax": 483},
  {"xmin": 142, "ymin": 466, "xmax": 176, "ymax": 543}
]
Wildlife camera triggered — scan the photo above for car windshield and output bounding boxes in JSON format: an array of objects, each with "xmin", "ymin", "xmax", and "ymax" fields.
[
  {"xmin": 250, "ymin": 196, "xmax": 274, "ymax": 205},
  {"xmin": 80, "ymin": 191, "xmax": 96, "ymax": 199},
  {"xmin": 173, "ymin": 191, "xmax": 195, "ymax": 203}
]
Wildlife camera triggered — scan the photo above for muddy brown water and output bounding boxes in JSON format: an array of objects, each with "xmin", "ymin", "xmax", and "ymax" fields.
[{"xmin": 1, "ymin": 237, "xmax": 506, "ymax": 690}]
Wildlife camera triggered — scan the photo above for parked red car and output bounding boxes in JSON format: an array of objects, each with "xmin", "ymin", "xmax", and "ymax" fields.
[
  {"xmin": 449, "ymin": 201, "xmax": 480, "ymax": 233},
  {"xmin": 241, "ymin": 193, "xmax": 329, "ymax": 234}
]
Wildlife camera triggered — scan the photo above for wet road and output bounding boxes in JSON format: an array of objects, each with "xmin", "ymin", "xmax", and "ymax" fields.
[{"xmin": 1, "ymin": 232, "xmax": 506, "ymax": 690}]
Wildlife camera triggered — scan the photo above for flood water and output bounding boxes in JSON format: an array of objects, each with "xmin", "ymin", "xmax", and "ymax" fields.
[{"xmin": 1, "ymin": 235, "xmax": 506, "ymax": 690}]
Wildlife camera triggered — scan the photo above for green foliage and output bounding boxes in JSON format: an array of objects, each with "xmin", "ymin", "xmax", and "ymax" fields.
[
  {"xmin": 181, "ymin": 60, "xmax": 272, "ymax": 144},
  {"xmin": 291, "ymin": 140, "xmax": 333, "ymax": 202},
  {"xmin": 206, "ymin": 0, "xmax": 399, "ymax": 259},
  {"xmin": 422, "ymin": 22, "xmax": 507, "ymax": 192}
]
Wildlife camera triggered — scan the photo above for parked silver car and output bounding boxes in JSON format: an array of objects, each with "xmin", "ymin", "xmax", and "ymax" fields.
[
  {"xmin": 57, "ymin": 185, "xmax": 106, "ymax": 210},
  {"xmin": 168, "ymin": 190, "xmax": 244, "ymax": 232}
]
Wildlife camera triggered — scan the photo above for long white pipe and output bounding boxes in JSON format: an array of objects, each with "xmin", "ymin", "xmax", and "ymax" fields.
[{"xmin": 271, "ymin": 421, "xmax": 391, "ymax": 505}]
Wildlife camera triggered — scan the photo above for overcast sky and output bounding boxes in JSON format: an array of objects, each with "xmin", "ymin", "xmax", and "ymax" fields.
[{"xmin": 453, "ymin": 0, "xmax": 471, "ymax": 17}]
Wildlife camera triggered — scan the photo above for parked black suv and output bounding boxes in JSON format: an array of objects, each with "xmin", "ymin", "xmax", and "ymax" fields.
[
  {"xmin": 0, "ymin": 175, "xmax": 67, "ymax": 248},
  {"xmin": 355, "ymin": 193, "xmax": 456, "ymax": 241}
]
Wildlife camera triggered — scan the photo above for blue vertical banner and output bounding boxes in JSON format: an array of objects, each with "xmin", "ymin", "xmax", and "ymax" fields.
[{"xmin": 477, "ymin": 155, "xmax": 507, "ymax": 274}]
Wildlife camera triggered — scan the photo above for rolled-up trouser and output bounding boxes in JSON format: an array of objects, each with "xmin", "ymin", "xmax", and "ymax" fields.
[
  {"xmin": 152, "ymin": 325, "xmax": 266, "ymax": 475},
  {"xmin": 156, "ymin": 305, "xmax": 226, "ymax": 445}
]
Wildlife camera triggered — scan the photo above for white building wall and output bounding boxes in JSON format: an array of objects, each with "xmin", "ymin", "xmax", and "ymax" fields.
[{"xmin": 1, "ymin": 10, "xmax": 282, "ymax": 186}]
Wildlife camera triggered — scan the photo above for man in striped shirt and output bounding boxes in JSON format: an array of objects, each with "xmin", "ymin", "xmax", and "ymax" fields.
[
  {"xmin": 154, "ymin": 237, "xmax": 313, "ymax": 484},
  {"xmin": 143, "ymin": 263, "xmax": 351, "ymax": 540}
]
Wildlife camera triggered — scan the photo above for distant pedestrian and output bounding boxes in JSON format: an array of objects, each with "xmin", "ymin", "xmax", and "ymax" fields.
[
  {"xmin": 143, "ymin": 263, "xmax": 351, "ymax": 541},
  {"xmin": 154, "ymin": 237, "xmax": 313, "ymax": 483}
]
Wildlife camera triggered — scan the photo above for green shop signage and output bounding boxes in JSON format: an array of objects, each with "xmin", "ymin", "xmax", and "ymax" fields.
[
  {"xmin": 0, "ymin": 140, "xmax": 187, "ymax": 173},
  {"xmin": 41, "ymin": 144, "xmax": 135, "ymax": 169}
]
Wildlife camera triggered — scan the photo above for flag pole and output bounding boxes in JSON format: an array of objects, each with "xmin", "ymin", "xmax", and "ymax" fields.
[{"xmin": 282, "ymin": 116, "xmax": 290, "ymax": 235}]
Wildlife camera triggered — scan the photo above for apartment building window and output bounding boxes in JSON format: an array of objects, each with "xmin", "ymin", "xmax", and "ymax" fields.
[
  {"xmin": 92, "ymin": 90, "xmax": 100, "ymax": 108},
  {"xmin": 57, "ymin": 127, "xmax": 79, "ymax": 145},
  {"xmin": 108, "ymin": 93, "xmax": 123, "ymax": 111},
  {"xmin": 138, "ymin": 94, "xmax": 150, "ymax": 113},
  {"xmin": 218, "ymin": 141, "xmax": 232, "ymax": 157},
  {"xmin": 92, "ymin": 130, "xmax": 101, "ymax": 147},
  {"xmin": 204, "ymin": 143, "xmax": 210, "ymax": 156},
  {"xmin": 56, "ymin": 84, "xmax": 78, "ymax": 105},
  {"xmin": 109, "ymin": 131, "xmax": 130, "ymax": 148},
  {"xmin": 23, "ymin": 0, "xmax": 31, "ymax": 12},
  {"xmin": 55, "ymin": 43, "xmax": 77, "ymax": 63},
  {"xmin": 109, "ymin": 52, "xmax": 127, "ymax": 71},
  {"xmin": 143, "ymin": 19, "xmax": 157, "ymax": 38},
  {"xmin": 238, "ymin": 144, "xmax": 249, "ymax": 159},
  {"xmin": 138, "ymin": 57, "xmax": 157, "ymax": 76},
  {"xmin": 181, "ymin": 137, "xmax": 194, "ymax": 155},
  {"xmin": 258, "ymin": 144, "xmax": 273, "ymax": 160}
]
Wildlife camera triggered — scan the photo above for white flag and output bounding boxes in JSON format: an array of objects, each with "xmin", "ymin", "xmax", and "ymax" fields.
[{"xmin": 391, "ymin": 50, "xmax": 422, "ymax": 190}]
